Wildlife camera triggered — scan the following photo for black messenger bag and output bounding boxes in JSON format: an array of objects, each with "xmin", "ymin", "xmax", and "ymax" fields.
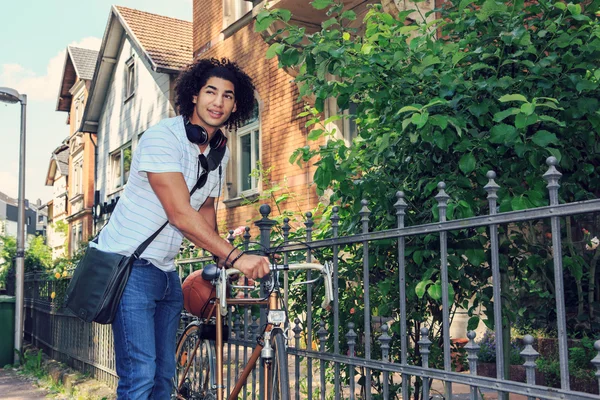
[{"xmin": 64, "ymin": 226, "xmax": 165, "ymax": 324}]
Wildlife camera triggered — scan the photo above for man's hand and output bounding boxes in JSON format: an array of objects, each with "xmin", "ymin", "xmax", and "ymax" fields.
[{"xmin": 234, "ymin": 254, "xmax": 270, "ymax": 280}]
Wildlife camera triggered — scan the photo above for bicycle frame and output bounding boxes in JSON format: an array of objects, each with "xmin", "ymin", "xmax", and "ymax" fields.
[{"xmin": 177, "ymin": 263, "xmax": 333, "ymax": 400}]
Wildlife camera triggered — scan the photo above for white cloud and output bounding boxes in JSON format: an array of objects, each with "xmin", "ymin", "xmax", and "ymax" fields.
[{"xmin": 0, "ymin": 37, "xmax": 101, "ymax": 103}]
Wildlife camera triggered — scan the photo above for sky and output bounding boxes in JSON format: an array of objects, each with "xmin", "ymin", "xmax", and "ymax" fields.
[{"xmin": 0, "ymin": 0, "xmax": 192, "ymax": 204}]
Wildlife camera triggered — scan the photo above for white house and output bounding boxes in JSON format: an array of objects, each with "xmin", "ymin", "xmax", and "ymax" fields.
[{"xmin": 80, "ymin": 6, "xmax": 192, "ymax": 225}]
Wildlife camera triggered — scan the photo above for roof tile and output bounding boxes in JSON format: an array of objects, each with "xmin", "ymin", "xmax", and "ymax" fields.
[
  {"xmin": 115, "ymin": 6, "xmax": 192, "ymax": 72},
  {"xmin": 68, "ymin": 46, "xmax": 99, "ymax": 81}
]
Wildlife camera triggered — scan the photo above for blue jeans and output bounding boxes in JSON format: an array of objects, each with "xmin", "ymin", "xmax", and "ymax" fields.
[{"xmin": 112, "ymin": 259, "xmax": 183, "ymax": 400}]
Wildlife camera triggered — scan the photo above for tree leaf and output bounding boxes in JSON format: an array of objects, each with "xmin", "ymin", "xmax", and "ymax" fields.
[
  {"xmin": 308, "ymin": 129, "xmax": 324, "ymax": 141},
  {"xmin": 499, "ymin": 94, "xmax": 528, "ymax": 103},
  {"xmin": 427, "ymin": 282, "xmax": 442, "ymax": 300},
  {"xmin": 255, "ymin": 13, "xmax": 275, "ymax": 32},
  {"xmin": 459, "ymin": 153, "xmax": 476, "ymax": 175},
  {"xmin": 311, "ymin": 0, "xmax": 333, "ymax": 10},
  {"xmin": 489, "ymin": 124, "xmax": 518, "ymax": 144},
  {"xmin": 467, "ymin": 316, "xmax": 480, "ymax": 331},
  {"xmin": 531, "ymin": 130, "xmax": 559, "ymax": 147},
  {"xmin": 465, "ymin": 249, "xmax": 486, "ymax": 266},
  {"xmin": 493, "ymin": 108, "xmax": 519, "ymax": 122},
  {"xmin": 520, "ymin": 103, "xmax": 535, "ymax": 115},
  {"xmin": 415, "ymin": 280, "xmax": 432, "ymax": 298},
  {"xmin": 515, "ymin": 112, "xmax": 538, "ymax": 129},
  {"xmin": 265, "ymin": 43, "xmax": 284, "ymax": 59},
  {"xmin": 412, "ymin": 112, "xmax": 429, "ymax": 129}
]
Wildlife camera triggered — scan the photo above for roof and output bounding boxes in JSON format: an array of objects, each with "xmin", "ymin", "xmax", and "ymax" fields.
[
  {"xmin": 115, "ymin": 6, "xmax": 192, "ymax": 71},
  {"xmin": 45, "ymin": 144, "xmax": 70, "ymax": 186},
  {"xmin": 69, "ymin": 46, "xmax": 99, "ymax": 80},
  {"xmin": 56, "ymin": 46, "xmax": 99, "ymax": 112},
  {"xmin": 80, "ymin": 5, "xmax": 192, "ymax": 133}
]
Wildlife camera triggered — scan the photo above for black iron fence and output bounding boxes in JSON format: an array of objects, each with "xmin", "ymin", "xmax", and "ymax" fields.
[{"xmin": 23, "ymin": 156, "xmax": 600, "ymax": 399}]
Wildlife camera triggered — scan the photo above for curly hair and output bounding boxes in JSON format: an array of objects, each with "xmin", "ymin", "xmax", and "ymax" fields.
[{"xmin": 175, "ymin": 58, "xmax": 256, "ymax": 129}]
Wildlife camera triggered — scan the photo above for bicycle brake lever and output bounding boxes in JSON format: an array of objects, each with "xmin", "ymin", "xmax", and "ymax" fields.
[{"xmin": 291, "ymin": 276, "xmax": 322, "ymax": 286}]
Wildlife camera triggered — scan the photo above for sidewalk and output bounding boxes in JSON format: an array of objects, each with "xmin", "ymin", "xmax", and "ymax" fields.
[{"xmin": 0, "ymin": 367, "xmax": 49, "ymax": 399}]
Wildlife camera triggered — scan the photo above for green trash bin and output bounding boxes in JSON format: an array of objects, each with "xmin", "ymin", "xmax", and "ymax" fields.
[{"xmin": 0, "ymin": 295, "xmax": 16, "ymax": 367}]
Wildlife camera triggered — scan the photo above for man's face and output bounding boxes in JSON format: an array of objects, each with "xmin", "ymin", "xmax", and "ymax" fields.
[{"xmin": 191, "ymin": 77, "xmax": 237, "ymax": 131}]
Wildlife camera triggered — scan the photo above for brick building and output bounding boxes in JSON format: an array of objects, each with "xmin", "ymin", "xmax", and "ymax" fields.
[{"xmin": 55, "ymin": 46, "xmax": 99, "ymax": 255}]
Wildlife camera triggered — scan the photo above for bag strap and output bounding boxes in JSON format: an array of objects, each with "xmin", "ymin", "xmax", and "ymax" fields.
[{"xmin": 132, "ymin": 172, "xmax": 208, "ymax": 259}]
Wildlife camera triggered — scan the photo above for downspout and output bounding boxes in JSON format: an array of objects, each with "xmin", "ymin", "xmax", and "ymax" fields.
[{"xmin": 89, "ymin": 132, "xmax": 98, "ymax": 234}]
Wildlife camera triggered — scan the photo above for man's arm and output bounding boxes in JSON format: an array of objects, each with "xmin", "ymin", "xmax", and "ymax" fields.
[
  {"xmin": 147, "ymin": 171, "xmax": 269, "ymax": 279},
  {"xmin": 198, "ymin": 196, "xmax": 217, "ymax": 233}
]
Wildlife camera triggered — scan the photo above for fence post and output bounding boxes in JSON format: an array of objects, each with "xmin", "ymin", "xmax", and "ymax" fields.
[
  {"xmin": 318, "ymin": 320, "xmax": 328, "ymax": 400},
  {"xmin": 521, "ymin": 334, "xmax": 539, "ymax": 400},
  {"xmin": 394, "ymin": 191, "xmax": 410, "ymax": 400},
  {"xmin": 331, "ymin": 206, "xmax": 341, "ymax": 400},
  {"xmin": 293, "ymin": 318, "xmax": 302, "ymax": 400},
  {"xmin": 254, "ymin": 204, "xmax": 275, "ymax": 400},
  {"xmin": 282, "ymin": 217, "xmax": 290, "ymax": 315},
  {"xmin": 346, "ymin": 322, "xmax": 357, "ymax": 400},
  {"xmin": 435, "ymin": 183, "xmax": 452, "ymax": 400},
  {"xmin": 418, "ymin": 327, "xmax": 432, "ymax": 400},
  {"xmin": 543, "ymin": 156, "xmax": 570, "ymax": 390},
  {"xmin": 304, "ymin": 211, "xmax": 314, "ymax": 400},
  {"xmin": 484, "ymin": 170, "xmax": 507, "ymax": 396},
  {"xmin": 465, "ymin": 331, "xmax": 480, "ymax": 400},
  {"xmin": 359, "ymin": 199, "xmax": 372, "ymax": 400},
  {"xmin": 378, "ymin": 323, "xmax": 391, "ymax": 399}
]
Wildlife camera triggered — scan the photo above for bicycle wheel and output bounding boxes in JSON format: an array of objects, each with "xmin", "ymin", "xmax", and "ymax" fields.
[
  {"xmin": 175, "ymin": 323, "xmax": 217, "ymax": 400},
  {"xmin": 268, "ymin": 330, "xmax": 290, "ymax": 400}
]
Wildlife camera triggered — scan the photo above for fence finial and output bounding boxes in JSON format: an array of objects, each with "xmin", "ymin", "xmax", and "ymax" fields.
[
  {"xmin": 318, "ymin": 320, "xmax": 328, "ymax": 351},
  {"xmin": 521, "ymin": 334, "xmax": 540, "ymax": 389},
  {"xmin": 282, "ymin": 217, "xmax": 290, "ymax": 242},
  {"xmin": 435, "ymin": 182, "xmax": 449, "ymax": 204},
  {"xmin": 227, "ymin": 229, "xmax": 235, "ymax": 245},
  {"xmin": 418, "ymin": 327, "xmax": 432, "ymax": 399},
  {"xmin": 465, "ymin": 331, "xmax": 480, "ymax": 374},
  {"xmin": 379, "ymin": 323, "xmax": 392, "ymax": 361},
  {"xmin": 543, "ymin": 156, "xmax": 562, "ymax": 206},
  {"xmin": 359, "ymin": 199, "xmax": 370, "ymax": 233},
  {"xmin": 394, "ymin": 191, "xmax": 407, "ymax": 226}
]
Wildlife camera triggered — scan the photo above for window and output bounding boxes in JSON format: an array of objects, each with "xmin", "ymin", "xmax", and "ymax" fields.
[
  {"xmin": 125, "ymin": 56, "xmax": 135, "ymax": 99},
  {"xmin": 38, "ymin": 214, "xmax": 44, "ymax": 223},
  {"xmin": 344, "ymin": 102, "xmax": 359, "ymax": 143},
  {"xmin": 111, "ymin": 144, "xmax": 132, "ymax": 190},
  {"xmin": 74, "ymin": 94, "xmax": 84, "ymax": 129},
  {"xmin": 26, "ymin": 216, "xmax": 31, "ymax": 226},
  {"xmin": 73, "ymin": 156, "xmax": 84, "ymax": 195},
  {"xmin": 236, "ymin": 109, "xmax": 260, "ymax": 194},
  {"xmin": 71, "ymin": 222, "xmax": 83, "ymax": 256},
  {"xmin": 223, "ymin": 0, "xmax": 253, "ymax": 28}
]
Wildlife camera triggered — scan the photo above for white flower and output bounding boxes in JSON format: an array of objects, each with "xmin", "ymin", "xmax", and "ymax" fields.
[{"xmin": 586, "ymin": 237, "xmax": 599, "ymax": 251}]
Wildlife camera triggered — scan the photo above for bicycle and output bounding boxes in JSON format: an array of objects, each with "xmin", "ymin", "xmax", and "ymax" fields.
[{"xmin": 174, "ymin": 261, "xmax": 334, "ymax": 400}]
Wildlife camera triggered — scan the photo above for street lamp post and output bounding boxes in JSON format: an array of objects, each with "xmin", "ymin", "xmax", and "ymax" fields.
[{"xmin": 0, "ymin": 87, "xmax": 27, "ymax": 365}]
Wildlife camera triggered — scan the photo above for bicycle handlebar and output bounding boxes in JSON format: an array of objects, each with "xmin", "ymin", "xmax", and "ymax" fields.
[{"xmin": 217, "ymin": 263, "xmax": 334, "ymax": 315}]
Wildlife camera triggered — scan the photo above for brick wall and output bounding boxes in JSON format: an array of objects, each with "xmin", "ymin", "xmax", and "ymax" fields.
[{"xmin": 193, "ymin": 1, "xmax": 322, "ymax": 233}]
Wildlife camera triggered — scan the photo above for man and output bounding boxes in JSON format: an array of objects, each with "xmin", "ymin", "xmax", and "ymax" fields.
[{"xmin": 95, "ymin": 58, "xmax": 269, "ymax": 399}]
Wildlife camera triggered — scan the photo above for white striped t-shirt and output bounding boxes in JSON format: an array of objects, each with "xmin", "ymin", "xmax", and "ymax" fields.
[{"xmin": 93, "ymin": 115, "xmax": 230, "ymax": 272}]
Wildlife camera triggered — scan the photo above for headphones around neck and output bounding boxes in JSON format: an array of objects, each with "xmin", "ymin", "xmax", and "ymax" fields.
[{"xmin": 184, "ymin": 116, "xmax": 228, "ymax": 150}]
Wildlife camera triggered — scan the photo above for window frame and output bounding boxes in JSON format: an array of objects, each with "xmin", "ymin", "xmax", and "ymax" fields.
[
  {"xmin": 124, "ymin": 56, "xmax": 136, "ymax": 100},
  {"xmin": 223, "ymin": 0, "xmax": 253, "ymax": 29},
  {"xmin": 110, "ymin": 143, "xmax": 132, "ymax": 191},
  {"xmin": 72, "ymin": 155, "xmax": 84, "ymax": 196},
  {"xmin": 236, "ymin": 119, "xmax": 261, "ymax": 197}
]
